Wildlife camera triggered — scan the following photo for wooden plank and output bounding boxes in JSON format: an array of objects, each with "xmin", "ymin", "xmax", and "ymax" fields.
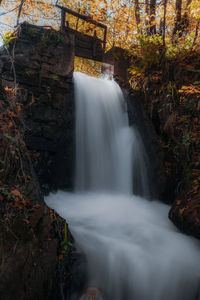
[
  {"xmin": 75, "ymin": 46, "xmax": 103, "ymax": 61},
  {"xmin": 67, "ymin": 27, "xmax": 104, "ymax": 49}
]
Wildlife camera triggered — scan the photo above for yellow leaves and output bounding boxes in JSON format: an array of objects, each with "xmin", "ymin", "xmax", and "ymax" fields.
[
  {"xmin": 179, "ymin": 207, "xmax": 187, "ymax": 215},
  {"xmin": 190, "ymin": 0, "xmax": 200, "ymax": 20},
  {"xmin": 74, "ymin": 56, "xmax": 102, "ymax": 77},
  {"xmin": 1, "ymin": 0, "xmax": 200, "ymax": 55},
  {"xmin": 178, "ymin": 84, "xmax": 200, "ymax": 97}
]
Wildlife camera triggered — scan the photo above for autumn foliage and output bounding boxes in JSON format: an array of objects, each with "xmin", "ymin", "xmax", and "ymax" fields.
[{"xmin": 0, "ymin": 0, "xmax": 200, "ymax": 52}]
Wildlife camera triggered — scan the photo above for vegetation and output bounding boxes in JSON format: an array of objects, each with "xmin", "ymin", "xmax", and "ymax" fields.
[
  {"xmin": 0, "ymin": 1, "xmax": 200, "ymax": 49},
  {"xmin": 1, "ymin": 0, "xmax": 200, "ymax": 75}
]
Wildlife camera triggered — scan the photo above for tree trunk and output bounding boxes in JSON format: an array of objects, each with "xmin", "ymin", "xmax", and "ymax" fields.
[
  {"xmin": 172, "ymin": 0, "xmax": 182, "ymax": 39},
  {"xmin": 135, "ymin": 0, "xmax": 141, "ymax": 33},
  {"xmin": 162, "ymin": 0, "xmax": 168, "ymax": 45},
  {"xmin": 186, "ymin": 0, "xmax": 192, "ymax": 7},
  {"xmin": 192, "ymin": 20, "xmax": 200, "ymax": 48},
  {"xmin": 145, "ymin": 0, "xmax": 150, "ymax": 34},
  {"xmin": 150, "ymin": 0, "xmax": 156, "ymax": 35},
  {"xmin": 181, "ymin": 0, "xmax": 193, "ymax": 35},
  {"xmin": 16, "ymin": 0, "xmax": 26, "ymax": 26}
]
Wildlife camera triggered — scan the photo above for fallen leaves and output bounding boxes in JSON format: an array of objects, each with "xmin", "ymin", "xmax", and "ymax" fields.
[
  {"xmin": 11, "ymin": 189, "xmax": 21, "ymax": 197},
  {"xmin": 178, "ymin": 84, "xmax": 200, "ymax": 98}
]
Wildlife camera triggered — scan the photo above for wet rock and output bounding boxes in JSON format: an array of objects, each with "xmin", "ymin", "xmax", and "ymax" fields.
[
  {"xmin": 169, "ymin": 198, "xmax": 200, "ymax": 239},
  {"xmin": 125, "ymin": 89, "xmax": 167, "ymax": 200},
  {"xmin": 79, "ymin": 288, "xmax": 104, "ymax": 300},
  {"xmin": 50, "ymin": 249, "xmax": 88, "ymax": 300}
]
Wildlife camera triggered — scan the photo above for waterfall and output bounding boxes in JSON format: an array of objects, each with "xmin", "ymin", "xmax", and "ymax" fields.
[
  {"xmin": 46, "ymin": 72, "xmax": 200, "ymax": 300},
  {"xmin": 74, "ymin": 72, "xmax": 149, "ymax": 196}
]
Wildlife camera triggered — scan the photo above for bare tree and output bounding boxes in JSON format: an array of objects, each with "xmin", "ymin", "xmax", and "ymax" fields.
[{"xmin": 16, "ymin": 0, "xmax": 26, "ymax": 26}]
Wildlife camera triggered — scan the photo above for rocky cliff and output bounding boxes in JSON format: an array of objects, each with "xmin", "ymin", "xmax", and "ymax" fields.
[
  {"xmin": 1, "ymin": 22, "xmax": 75, "ymax": 194},
  {"xmin": 0, "ymin": 22, "xmax": 79, "ymax": 300},
  {"xmin": 130, "ymin": 55, "xmax": 200, "ymax": 238}
]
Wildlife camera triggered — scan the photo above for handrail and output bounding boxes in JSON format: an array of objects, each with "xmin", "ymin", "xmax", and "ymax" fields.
[
  {"xmin": 56, "ymin": 4, "xmax": 107, "ymax": 29},
  {"xmin": 56, "ymin": 4, "xmax": 107, "ymax": 51}
]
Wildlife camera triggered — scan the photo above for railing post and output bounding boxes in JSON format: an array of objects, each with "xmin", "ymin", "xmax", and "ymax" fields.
[
  {"xmin": 93, "ymin": 31, "xmax": 97, "ymax": 58},
  {"xmin": 103, "ymin": 27, "xmax": 107, "ymax": 52},
  {"xmin": 61, "ymin": 9, "xmax": 66, "ymax": 31}
]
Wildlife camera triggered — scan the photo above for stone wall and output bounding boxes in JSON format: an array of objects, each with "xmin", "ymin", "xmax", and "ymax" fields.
[
  {"xmin": 0, "ymin": 22, "xmax": 78, "ymax": 300},
  {"xmin": 1, "ymin": 22, "xmax": 75, "ymax": 194}
]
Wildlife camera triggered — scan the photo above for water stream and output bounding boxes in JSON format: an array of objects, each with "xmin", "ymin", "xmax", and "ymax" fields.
[{"xmin": 46, "ymin": 72, "xmax": 200, "ymax": 300}]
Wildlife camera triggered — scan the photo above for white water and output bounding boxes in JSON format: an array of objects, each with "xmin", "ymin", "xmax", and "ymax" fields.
[
  {"xmin": 74, "ymin": 72, "xmax": 149, "ymax": 197},
  {"xmin": 46, "ymin": 72, "xmax": 200, "ymax": 300}
]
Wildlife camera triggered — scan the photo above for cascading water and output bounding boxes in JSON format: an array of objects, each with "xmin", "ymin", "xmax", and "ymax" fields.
[
  {"xmin": 74, "ymin": 72, "xmax": 149, "ymax": 196},
  {"xmin": 46, "ymin": 72, "xmax": 200, "ymax": 300}
]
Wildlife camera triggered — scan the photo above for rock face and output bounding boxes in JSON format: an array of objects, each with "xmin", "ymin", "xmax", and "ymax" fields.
[
  {"xmin": 124, "ymin": 89, "xmax": 167, "ymax": 200},
  {"xmin": 134, "ymin": 59, "xmax": 200, "ymax": 238},
  {"xmin": 1, "ymin": 22, "xmax": 75, "ymax": 194},
  {"xmin": 169, "ymin": 197, "xmax": 200, "ymax": 239},
  {"xmin": 0, "ymin": 23, "xmax": 77, "ymax": 300},
  {"xmin": 0, "ymin": 206, "xmax": 57, "ymax": 300},
  {"xmin": 0, "ymin": 74, "xmax": 69, "ymax": 299}
]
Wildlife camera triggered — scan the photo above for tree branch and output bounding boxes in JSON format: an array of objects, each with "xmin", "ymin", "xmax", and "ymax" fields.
[{"xmin": 16, "ymin": 0, "xmax": 26, "ymax": 26}]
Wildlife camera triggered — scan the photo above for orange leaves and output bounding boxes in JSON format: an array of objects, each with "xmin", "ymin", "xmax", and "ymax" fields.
[
  {"xmin": 7, "ymin": 109, "xmax": 18, "ymax": 118},
  {"xmin": 16, "ymin": 105, "xmax": 21, "ymax": 112},
  {"xmin": 58, "ymin": 254, "xmax": 64, "ymax": 261},
  {"xmin": 1, "ymin": 0, "xmax": 200, "ymax": 54},
  {"xmin": 178, "ymin": 84, "xmax": 200, "ymax": 97},
  {"xmin": 34, "ymin": 152, "xmax": 41, "ymax": 158},
  {"xmin": 11, "ymin": 189, "xmax": 21, "ymax": 197},
  {"xmin": 8, "ymin": 120, "xmax": 13, "ymax": 128},
  {"xmin": 34, "ymin": 204, "xmax": 42, "ymax": 209},
  {"xmin": 23, "ymin": 218, "xmax": 30, "ymax": 224},
  {"xmin": 179, "ymin": 206, "xmax": 188, "ymax": 215},
  {"xmin": 29, "ymin": 94, "xmax": 35, "ymax": 105}
]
